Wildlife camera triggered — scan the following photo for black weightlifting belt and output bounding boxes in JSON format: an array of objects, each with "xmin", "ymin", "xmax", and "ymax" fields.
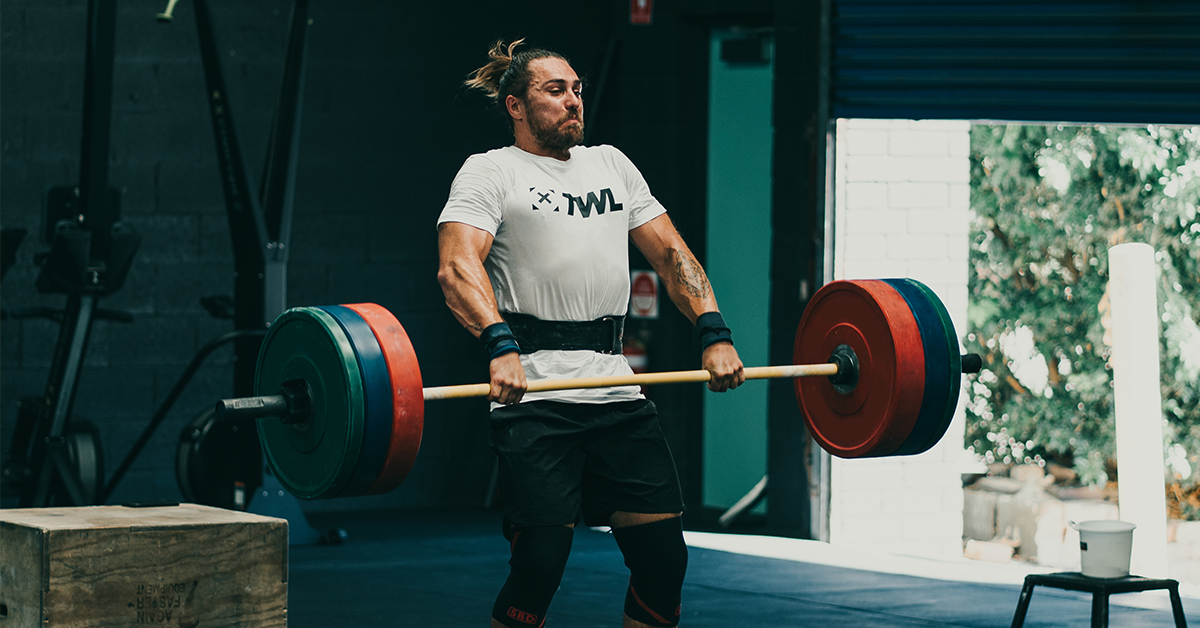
[{"xmin": 502, "ymin": 312, "xmax": 625, "ymax": 355}]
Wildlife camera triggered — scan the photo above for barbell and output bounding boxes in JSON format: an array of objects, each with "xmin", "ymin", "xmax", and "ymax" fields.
[{"xmin": 215, "ymin": 279, "xmax": 981, "ymax": 500}]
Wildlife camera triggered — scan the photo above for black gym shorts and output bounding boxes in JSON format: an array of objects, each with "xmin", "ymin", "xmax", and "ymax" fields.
[{"xmin": 489, "ymin": 399, "xmax": 686, "ymax": 529}]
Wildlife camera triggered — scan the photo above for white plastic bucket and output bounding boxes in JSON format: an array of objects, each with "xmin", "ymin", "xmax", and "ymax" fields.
[{"xmin": 1070, "ymin": 520, "xmax": 1136, "ymax": 578}]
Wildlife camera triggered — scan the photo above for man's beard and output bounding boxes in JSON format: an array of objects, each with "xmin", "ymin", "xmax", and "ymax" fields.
[{"xmin": 530, "ymin": 111, "xmax": 584, "ymax": 152}]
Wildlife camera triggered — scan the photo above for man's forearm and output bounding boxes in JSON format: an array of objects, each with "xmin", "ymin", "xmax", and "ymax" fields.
[
  {"xmin": 656, "ymin": 246, "xmax": 720, "ymax": 323},
  {"xmin": 629, "ymin": 214, "xmax": 721, "ymax": 322},
  {"xmin": 437, "ymin": 261, "xmax": 503, "ymax": 337}
]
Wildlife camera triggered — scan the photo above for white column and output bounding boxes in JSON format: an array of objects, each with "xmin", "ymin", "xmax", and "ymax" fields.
[
  {"xmin": 829, "ymin": 119, "xmax": 970, "ymax": 559},
  {"xmin": 1107, "ymin": 242, "xmax": 1170, "ymax": 578}
]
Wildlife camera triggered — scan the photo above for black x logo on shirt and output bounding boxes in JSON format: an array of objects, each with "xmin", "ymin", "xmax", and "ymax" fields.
[{"xmin": 529, "ymin": 187, "xmax": 560, "ymax": 212}]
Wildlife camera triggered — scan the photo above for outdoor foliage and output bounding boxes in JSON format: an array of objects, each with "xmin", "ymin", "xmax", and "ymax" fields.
[{"xmin": 966, "ymin": 123, "xmax": 1200, "ymax": 490}]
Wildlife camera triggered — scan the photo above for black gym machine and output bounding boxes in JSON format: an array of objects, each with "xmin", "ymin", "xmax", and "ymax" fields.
[
  {"xmin": 3, "ymin": 0, "xmax": 330, "ymax": 542},
  {"xmin": 2, "ymin": 0, "xmax": 141, "ymax": 508},
  {"xmin": 133, "ymin": 0, "xmax": 312, "ymax": 517},
  {"xmin": 151, "ymin": 0, "xmax": 331, "ymax": 541}
]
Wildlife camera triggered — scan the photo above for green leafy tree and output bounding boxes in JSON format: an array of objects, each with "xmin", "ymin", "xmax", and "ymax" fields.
[{"xmin": 967, "ymin": 124, "xmax": 1200, "ymax": 488}]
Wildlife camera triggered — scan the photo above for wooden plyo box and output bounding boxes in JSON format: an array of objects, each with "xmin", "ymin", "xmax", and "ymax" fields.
[{"xmin": 0, "ymin": 504, "xmax": 287, "ymax": 628}]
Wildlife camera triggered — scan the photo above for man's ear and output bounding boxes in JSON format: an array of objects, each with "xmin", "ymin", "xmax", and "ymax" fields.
[{"xmin": 505, "ymin": 94, "xmax": 523, "ymax": 121}]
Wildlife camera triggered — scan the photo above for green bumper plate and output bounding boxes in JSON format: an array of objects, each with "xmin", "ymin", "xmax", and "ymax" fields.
[
  {"xmin": 255, "ymin": 307, "xmax": 365, "ymax": 500},
  {"xmin": 908, "ymin": 279, "xmax": 962, "ymax": 454}
]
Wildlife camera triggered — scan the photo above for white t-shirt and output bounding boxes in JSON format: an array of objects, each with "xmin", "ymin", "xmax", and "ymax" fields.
[{"xmin": 438, "ymin": 144, "xmax": 667, "ymax": 404}]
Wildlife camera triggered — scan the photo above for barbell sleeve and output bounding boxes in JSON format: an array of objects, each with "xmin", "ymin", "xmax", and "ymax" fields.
[
  {"xmin": 216, "ymin": 377, "xmax": 312, "ymax": 422},
  {"xmin": 217, "ymin": 395, "xmax": 289, "ymax": 421},
  {"xmin": 961, "ymin": 353, "xmax": 983, "ymax": 374}
]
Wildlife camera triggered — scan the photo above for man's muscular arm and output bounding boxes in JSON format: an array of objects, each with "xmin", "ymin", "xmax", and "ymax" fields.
[
  {"xmin": 436, "ymin": 222, "xmax": 526, "ymax": 404},
  {"xmin": 629, "ymin": 214, "xmax": 744, "ymax": 392}
]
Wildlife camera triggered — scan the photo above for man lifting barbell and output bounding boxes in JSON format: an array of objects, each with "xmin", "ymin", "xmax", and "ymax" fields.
[
  {"xmin": 437, "ymin": 39, "xmax": 743, "ymax": 628},
  {"xmin": 214, "ymin": 39, "xmax": 982, "ymax": 628}
]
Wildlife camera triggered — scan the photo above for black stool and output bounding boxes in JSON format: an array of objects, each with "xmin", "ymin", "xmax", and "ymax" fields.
[{"xmin": 1010, "ymin": 572, "xmax": 1187, "ymax": 628}]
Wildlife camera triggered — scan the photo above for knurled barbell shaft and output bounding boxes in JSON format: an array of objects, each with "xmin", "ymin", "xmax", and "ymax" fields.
[{"xmin": 422, "ymin": 363, "xmax": 840, "ymax": 400}]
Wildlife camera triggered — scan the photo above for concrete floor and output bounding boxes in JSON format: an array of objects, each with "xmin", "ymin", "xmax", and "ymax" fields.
[{"xmin": 289, "ymin": 510, "xmax": 1199, "ymax": 627}]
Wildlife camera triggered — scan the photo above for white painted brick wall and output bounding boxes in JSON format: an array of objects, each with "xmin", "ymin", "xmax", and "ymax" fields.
[{"xmin": 829, "ymin": 118, "xmax": 972, "ymax": 559}]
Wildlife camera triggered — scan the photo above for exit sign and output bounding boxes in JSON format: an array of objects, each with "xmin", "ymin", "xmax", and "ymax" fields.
[{"xmin": 630, "ymin": 0, "xmax": 652, "ymax": 25}]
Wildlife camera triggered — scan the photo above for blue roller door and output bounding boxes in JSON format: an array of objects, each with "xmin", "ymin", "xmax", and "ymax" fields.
[{"xmin": 831, "ymin": 1, "xmax": 1200, "ymax": 124}]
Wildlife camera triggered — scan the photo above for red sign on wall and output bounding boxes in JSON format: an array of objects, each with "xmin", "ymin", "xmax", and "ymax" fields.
[
  {"xmin": 630, "ymin": 270, "xmax": 659, "ymax": 319},
  {"xmin": 630, "ymin": 0, "xmax": 653, "ymax": 25}
]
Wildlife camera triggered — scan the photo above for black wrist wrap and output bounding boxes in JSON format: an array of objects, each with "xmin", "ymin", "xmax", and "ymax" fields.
[
  {"xmin": 696, "ymin": 312, "xmax": 733, "ymax": 351},
  {"xmin": 481, "ymin": 322, "xmax": 521, "ymax": 360}
]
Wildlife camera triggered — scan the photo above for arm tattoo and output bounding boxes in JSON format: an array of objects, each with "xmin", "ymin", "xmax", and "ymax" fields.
[{"xmin": 672, "ymin": 250, "xmax": 712, "ymax": 299}]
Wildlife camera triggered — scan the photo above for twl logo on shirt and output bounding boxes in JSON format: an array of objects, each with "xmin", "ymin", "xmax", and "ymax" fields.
[{"xmin": 529, "ymin": 187, "xmax": 623, "ymax": 218}]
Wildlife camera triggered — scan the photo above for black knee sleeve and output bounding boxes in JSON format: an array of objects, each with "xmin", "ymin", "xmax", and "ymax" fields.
[
  {"xmin": 612, "ymin": 517, "xmax": 688, "ymax": 627},
  {"xmin": 492, "ymin": 525, "xmax": 574, "ymax": 627}
]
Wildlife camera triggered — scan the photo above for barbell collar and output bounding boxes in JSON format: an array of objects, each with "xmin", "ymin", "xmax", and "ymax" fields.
[
  {"xmin": 961, "ymin": 353, "xmax": 982, "ymax": 374},
  {"xmin": 827, "ymin": 344, "xmax": 860, "ymax": 394},
  {"xmin": 279, "ymin": 377, "xmax": 313, "ymax": 423}
]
